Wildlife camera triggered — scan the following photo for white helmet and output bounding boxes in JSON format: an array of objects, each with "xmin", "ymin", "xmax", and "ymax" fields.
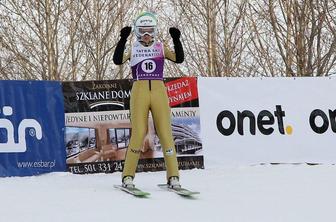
[{"xmin": 134, "ymin": 12, "xmax": 158, "ymax": 38}]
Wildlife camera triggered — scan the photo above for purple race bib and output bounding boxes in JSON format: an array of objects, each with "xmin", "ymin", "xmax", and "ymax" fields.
[{"xmin": 130, "ymin": 41, "xmax": 164, "ymax": 80}]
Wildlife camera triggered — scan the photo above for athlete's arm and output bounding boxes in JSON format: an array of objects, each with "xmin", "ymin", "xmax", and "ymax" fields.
[
  {"xmin": 164, "ymin": 45, "xmax": 176, "ymax": 62},
  {"xmin": 113, "ymin": 26, "xmax": 132, "ymax": 65},
  {"xmin": 165, "ymin": 27, "xmax": 184, "ymax": 63},
  {"xmin": 122, "ymin": 51, "xmax": 131, "ymax": 63}
]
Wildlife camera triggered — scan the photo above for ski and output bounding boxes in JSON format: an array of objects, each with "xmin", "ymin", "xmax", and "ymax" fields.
[
  {"xmin": 114, "ymin": 185, "xmax": 150, "ymax": 197},
  {"xmin": 157, "ymin": 184, "xmax": 200, "ymax": 197}
]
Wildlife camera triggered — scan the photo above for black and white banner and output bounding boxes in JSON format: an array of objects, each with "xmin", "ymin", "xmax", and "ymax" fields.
[
  {"xmin": 199, "ymin": 77, "xmax": 336, "ymax": 165},
  {"xmin": 62, "ymin": 78, "xmax": 203, "ymax": 174}
]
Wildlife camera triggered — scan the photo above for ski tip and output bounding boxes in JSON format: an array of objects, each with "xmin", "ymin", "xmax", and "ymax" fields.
[
  {"xmin": 132, "ymin": 192, "xmax": 151, "ymax": 197},
  {"xmin": 157, "ymin": 184, "xmax": 200, "ymax": 196},
  {"xmin": 180, "ymin": 191, "xmax": 200, "ymax": 196},
  {"xmin": 114, "ymin": 184, "xmax": 150, "ymax": 197}
]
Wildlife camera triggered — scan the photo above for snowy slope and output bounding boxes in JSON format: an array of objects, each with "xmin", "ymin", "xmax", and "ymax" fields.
[{"xmin": 1, "ymin": 164, "xmax": 336, "ymax": 222}]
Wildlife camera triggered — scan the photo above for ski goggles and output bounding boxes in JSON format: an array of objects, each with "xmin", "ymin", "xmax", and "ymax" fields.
[{"xmin": 135, "ymin": 26, "xmax": 157, "ymax": 37}]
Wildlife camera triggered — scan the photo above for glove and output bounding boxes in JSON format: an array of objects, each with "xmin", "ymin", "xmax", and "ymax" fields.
[
  {"xmin": 120, "ymin": 26, "xmax": 132, "ymax": 39},
  {"xmin": 169, "ymin": 27, "xmax": 181, "ymax": 39}
]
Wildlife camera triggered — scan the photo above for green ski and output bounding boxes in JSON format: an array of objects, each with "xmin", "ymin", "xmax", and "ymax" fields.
[
  {"xmin": 158, "ymin": 184, "xmax": 200, "ymax": 197},
  {"xmin": 114, "ymin": 185, "xmax": 150, "ymax": 197}
]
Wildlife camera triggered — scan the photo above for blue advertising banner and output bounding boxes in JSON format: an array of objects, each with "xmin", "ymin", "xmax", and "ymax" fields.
[{"xmin": 0, "ymin": 81, "xmax": 66, "ymax": 176}]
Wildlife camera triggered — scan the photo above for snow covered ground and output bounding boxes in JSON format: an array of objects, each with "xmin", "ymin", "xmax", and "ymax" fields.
[{"xmin": 1, "ymin": 164, "xmax": 336, "ymax": 222}]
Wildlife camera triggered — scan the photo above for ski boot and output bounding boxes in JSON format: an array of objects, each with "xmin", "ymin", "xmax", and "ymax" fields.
[
  {"xmin": 168, "ymin": 176, "xmax": 181, "ymax": 189},
  {"xmin": 122, "ymin": 176, "xmax": 135, "ymax": 188}
]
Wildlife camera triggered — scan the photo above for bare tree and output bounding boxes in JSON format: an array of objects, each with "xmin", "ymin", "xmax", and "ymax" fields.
[
  {"xmin": 79, "ymin": 1, "xmax": 130, "ymax": 80},
  {"xmin": 1, "ymin": 0, "xmax": 336, "ymax": 79},
  {"xmin": 0, "ymin": 0, "xmax": 139, "ymax": 80},
  {"xmin": 248, "ymin": 0, "xmax": 336, "ymax": 77},
  {"xmin": 216, "ymin": 0, "xmax": 250, "ymax": 77},
  {"xmin": 167, "ymin": 0, "xmax": 249, "ymax": 77},
  {"xmin": 60, "ymin": 1, "xmax": 87, "ymax": 80},
  {"xmin": 0, "ymin": 0, "xmax": 65, "ymax": 80}
]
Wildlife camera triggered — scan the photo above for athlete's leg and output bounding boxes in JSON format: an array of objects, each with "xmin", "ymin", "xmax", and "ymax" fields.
[
  {"xmin": 122, "ymin": 81, "xmax": 150, "ymax": 180},
  {"xmin": 150, "ymin": 81, "xmax": 179, "ymax": 180}
]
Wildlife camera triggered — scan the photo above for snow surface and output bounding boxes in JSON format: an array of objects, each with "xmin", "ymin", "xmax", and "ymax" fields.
[{"xmin": 1, "ymin": 164, "xmax": 336, "ymax": 222}]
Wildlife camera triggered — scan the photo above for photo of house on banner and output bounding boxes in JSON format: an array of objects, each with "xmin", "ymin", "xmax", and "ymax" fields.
[{"xmin": 62, "ymin": 78, "xmax": 204, "ymax": 174}]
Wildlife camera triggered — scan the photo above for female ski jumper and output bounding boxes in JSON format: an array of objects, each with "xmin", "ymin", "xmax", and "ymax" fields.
[{"xmin": 113, "ymin": 12, "xmax": 184, "ymax": 188}]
